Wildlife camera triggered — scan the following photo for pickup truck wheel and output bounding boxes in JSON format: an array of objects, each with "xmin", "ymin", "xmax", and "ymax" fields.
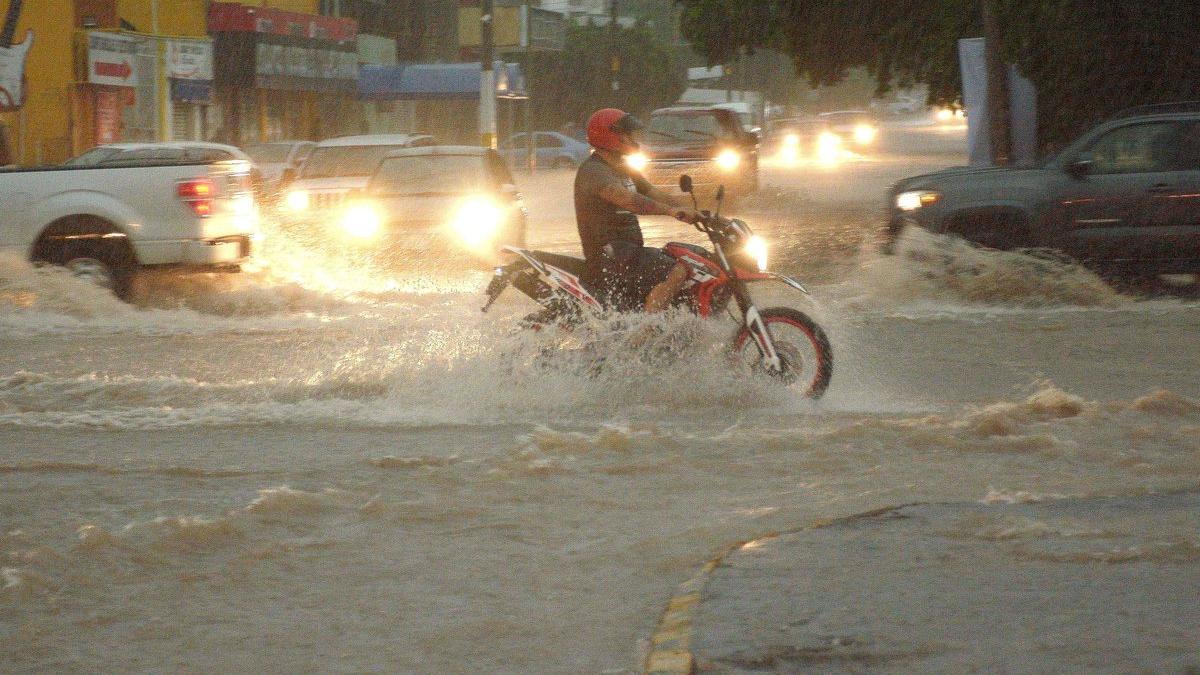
[{"xmin": 61, "ymin": 240, "xmax": 136, "ymax": 300}]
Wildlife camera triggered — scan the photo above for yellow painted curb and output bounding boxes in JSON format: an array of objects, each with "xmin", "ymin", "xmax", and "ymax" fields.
[{"xmin": 642, "ymin": 507, "xmax": 912, "ymax": 674}]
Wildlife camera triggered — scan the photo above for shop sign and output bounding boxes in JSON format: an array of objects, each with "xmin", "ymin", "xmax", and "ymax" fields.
[
  {"xmin": 255, "ymin": 42, "xmax": 356, "ymax": 81},
  {"xmin": 166, "ymin": 40, "xmax": 212, "ymax": 81},
  {"xmin": 88, "ymin": 32, "xmax": 148, "ymax": 87},
  {"xmin": 94, "ymin": 88, "xmax": 122, "ymax": 144},
  {"xmin": 0, "ymin": 30, "xmax": 33, "ymax": 111}
]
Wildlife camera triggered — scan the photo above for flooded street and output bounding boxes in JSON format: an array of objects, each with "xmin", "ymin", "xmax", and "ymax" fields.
[{"xmin": 3, "ymin": 123, "xmax": 1199, "ymax": 673}]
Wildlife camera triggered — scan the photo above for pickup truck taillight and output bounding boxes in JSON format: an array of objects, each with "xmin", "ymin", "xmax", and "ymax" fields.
[{"xmin": 177, "ymin": 178, "xmax": 215, "ymax": 217}]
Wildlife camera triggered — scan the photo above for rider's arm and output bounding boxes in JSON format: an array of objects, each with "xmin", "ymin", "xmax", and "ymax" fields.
[
  {"xmin": 641, "ymin": 184, "xmax": 685, "ymax": 208},
  {"xmin": 597, "ymin": 182, "xmax": 678, "ymax": 217}
]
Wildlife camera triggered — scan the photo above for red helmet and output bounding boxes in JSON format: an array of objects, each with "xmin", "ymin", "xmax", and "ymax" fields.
[{"xmin": 586, "ymin": 108, "xmax": 644, "ymax": 154}]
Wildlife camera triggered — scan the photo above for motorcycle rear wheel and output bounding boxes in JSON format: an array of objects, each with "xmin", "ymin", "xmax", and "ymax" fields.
[{"xmin": 733, "ymin": 307, "xmax": 833, "ymax": 398}]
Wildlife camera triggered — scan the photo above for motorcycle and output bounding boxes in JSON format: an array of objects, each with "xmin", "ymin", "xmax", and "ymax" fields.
[{"xmin": 481, "ymin": 175, "xmax": 833, "ymax": 398}]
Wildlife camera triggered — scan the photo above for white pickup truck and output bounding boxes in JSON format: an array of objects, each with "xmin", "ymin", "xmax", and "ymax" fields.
[{"xmin": 0, "ymin": 159, "xmax": 258, "ymax": 299}]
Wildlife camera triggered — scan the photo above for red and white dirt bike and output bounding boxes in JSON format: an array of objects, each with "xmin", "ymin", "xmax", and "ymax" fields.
[{"xmin": 481, "ymin": 175, "xmax": 833, "ymax": 398}]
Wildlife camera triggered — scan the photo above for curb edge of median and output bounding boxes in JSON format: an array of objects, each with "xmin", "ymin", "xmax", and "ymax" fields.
[{"xmin": 641, "ymin": 505, "xmax": 917, "ymax": 675}]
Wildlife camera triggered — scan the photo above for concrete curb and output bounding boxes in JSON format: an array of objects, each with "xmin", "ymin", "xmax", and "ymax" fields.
[{"xmin": 641, "ymin": 505, "xmax": 915, "ymax": 675}]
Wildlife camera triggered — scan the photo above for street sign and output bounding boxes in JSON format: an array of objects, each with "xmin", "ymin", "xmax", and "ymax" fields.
[
  {"xmin": 520, "ymin": 6, "xmax": 566, "ymax": 51},
  {"xmin": 88, "ymin": 32, "xmax": 146, "ymax": 87}
]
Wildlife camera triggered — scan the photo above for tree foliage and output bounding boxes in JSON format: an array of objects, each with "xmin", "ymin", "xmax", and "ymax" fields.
[
  {"xmin": 515, "ymin": 23, "xmax": 687, "ymax": 131},
  {"xmin": 677, "ymin": 0, "xmax": 1200, "ymax": 153}
]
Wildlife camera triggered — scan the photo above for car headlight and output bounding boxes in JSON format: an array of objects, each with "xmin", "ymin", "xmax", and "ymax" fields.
[
  {"xmin": 452, "ymin": 197, "xmax": 504, "ymax": 247},
  {"xmin": 783, "ymin": 133, "xmax": 800, "ymax": 148},
  {"xmin": 714, "ymin": 149, "xmax": 741, "ymax": 172},
  {"xmin": 744, "ymin": 235, "xmax": 768, "ymax": 272},
  {"xmin": 625, "ymin": 152, "xmax": 649, "ymax": 172},
  {"xmin": 284, "ymin": 189, "xmax": 309, "ymax": 212},
  {"xmin": 816, "ymin": 131, "xmax": 842, "ymax": 163},
  {"xmin": 853, "ymin": 124, "xmax": 878, "ymax": 144},
  {"xmin": 340, "ymin": 202, "xmax": 384, "ymax": 240},
  {"xmin": 895, "ymin": 190, "xmax": 941, "ymax": 211}
]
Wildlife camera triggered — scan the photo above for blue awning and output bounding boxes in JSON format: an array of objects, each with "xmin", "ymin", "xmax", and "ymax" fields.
[{"xmin": 358, "ymin": 61, "xmax": 527, "ymax": 101}]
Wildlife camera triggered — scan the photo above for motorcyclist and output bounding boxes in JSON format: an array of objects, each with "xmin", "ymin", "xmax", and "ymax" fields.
[{"xmin": 575, "ymin": 108, "xmax": 701, "ymax": 312}]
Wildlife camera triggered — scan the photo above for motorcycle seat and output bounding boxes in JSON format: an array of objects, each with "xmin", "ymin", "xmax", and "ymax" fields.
[{"xmin": 529, "ymin": 251, "xmax": 588, "ymax": 278}]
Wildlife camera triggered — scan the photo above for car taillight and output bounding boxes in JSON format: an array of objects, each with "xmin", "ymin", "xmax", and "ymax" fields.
[{"xmin": 177, "ymin": 179, "xmax": 215, "ymax": 217}]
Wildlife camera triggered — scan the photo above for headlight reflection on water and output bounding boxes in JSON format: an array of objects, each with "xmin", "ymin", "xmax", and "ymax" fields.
[{"xmin": 340, "ymin": 203, "xmax": 385, "ymax": 240}]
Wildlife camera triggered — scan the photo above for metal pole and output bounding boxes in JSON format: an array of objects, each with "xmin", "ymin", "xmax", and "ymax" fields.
[
  {"xmin": 480, "ymin": 0, "xmax": 497, "ymax": 148},
  {"xmin": 609, "ymin": 0, "xmax": 619, "ymax": 95},
  {"xmin": 524, "ymin": 2, "xmax": 534, "ymax": 173}
]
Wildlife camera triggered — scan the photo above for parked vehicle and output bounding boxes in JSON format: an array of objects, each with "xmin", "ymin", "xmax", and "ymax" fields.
[
  {"xmin": 308, "ymin": 146, "xmax": 526, "ymax": 265},
  {"xmin": 280, "ymin": 134, "xmax": 435, "ymax": 216},
  {"xmin": 628, "ymin": 106, "xmax": 759, "ymax": 199},
  {"xmin": 882, "ymin": 103, "xmax": 1200, "ymax": 279},
  {"xmin": 0, "ymin": 157, "xmax": 258, "ymax": 299},
  {"xmin": 243, "ymin": 140, "xmax": 316, "ymax": 188},
  {"xmin": 500, "ymin": 132, "xmax": 590, "ymax": 170},
  {"xmin": 481, "ymin": 175, "xmax": 832, "ymax": 398},
  {"xmin": 817, "ymin": 110, "xmax": 880, "ymax": 147}
]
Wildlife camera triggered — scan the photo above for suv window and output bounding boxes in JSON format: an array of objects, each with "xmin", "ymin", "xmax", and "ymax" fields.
[
  {"xmin": 535, "ymin": 134, "xmax": 562, "ymax": 149},
  {"xmin": 1086, "ymin": 122, "xmax": 1185, "ymax": 174}
]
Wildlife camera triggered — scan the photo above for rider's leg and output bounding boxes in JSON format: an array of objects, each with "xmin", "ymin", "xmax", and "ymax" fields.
[{"xmin": 645, "ymin": 262, "xmax": 690, "ymax": 312}]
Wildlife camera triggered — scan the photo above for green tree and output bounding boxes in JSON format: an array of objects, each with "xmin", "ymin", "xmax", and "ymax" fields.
[
  {"xmin": 516, "ymin": 22, "xmax": 687, "ymax": 131},
  {"xmin": 676, "ymin": 0, "xmax": 1200, "ymax": 153}
]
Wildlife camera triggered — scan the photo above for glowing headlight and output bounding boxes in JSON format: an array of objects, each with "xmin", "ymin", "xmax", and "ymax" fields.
[
  {"xmin": 936, "ymin": 108, "xmax": 954, "ymax": 122},
  {"xmin": 895, "ymin": 190, "xmax": 941, "ymax": 211},
  {"xmin": 452, "ymin": 198, "xmax": 504, "ymax": 247},
  {"xmin": 853, "ymin": 124, "xmax": 878, "ymax": 144},
  {"xmin": 340, "ymin": 202, "xmax": 384, "ymax": 240},
  {"xmin": 783, "ymin": 133, "xmax": 800, "ymax": 147},
  {"xmin": 816, "ymin": 131, "xmax": 842, "ymax": 164},
  {"xmin": 744, "ymin": 235, "xmax": 769, "ymax": 272},
  {"xmin": 284, "ymin": 189, "xmax": 310, "ymax": 212},
  {"xmin": 715, "ymin": 149, "xmax": 741, "ymax": 172},
  {"xmin": 625, "ymin": 152, "xmax": 649, "ymax": 172}
]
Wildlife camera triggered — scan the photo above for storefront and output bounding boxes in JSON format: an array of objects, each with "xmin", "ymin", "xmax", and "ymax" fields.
[{"xmin": 208, "ymin": 1, "xmax": 358, "ymax": 145}]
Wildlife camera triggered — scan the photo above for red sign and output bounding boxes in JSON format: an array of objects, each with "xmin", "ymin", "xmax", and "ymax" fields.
[
  {"xmin": 207, "ymin": 2, "xmax": 356, "ymax": 43},
  {"xmin": 93, "ymin": 60, "xmax": 132, "ymax": 80}
]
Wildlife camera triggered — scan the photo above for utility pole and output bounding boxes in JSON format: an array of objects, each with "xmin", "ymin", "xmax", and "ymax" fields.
[
  {"xmin": 609, "ymin": 0, "xmax": 620, "ymax": 96},
  {"xmin": 981, "ymin": 0, "xmax": 1010, "ymax": 164},
  {"xmin": 480, "ymin": 0, "xmax": 497, "ymax": 148}
]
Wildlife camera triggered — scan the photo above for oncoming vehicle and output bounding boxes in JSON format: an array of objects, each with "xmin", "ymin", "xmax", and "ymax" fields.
[
  {"xmin": 627, "ymin": 107, "xmax": 759, "ymax": 200},
  {"xmin": 280, "ymin": 134, "xmax": 434, "ymax": 216},
  {"xmin": 817, "ymin": 110, "xmax": 881, "ymax": 148},
  {"xmin": 328, "ymin": 146, "xmax": 526, "ymax": 265},
  {"xmin": 64, "ymin": 141, "xmax": 253, "ymax": 167},
  {"xmin": 481, "ymin": 175, "xmax": 833, "ymax": 398},
  {"xmin": 883, "ymin": 103, "xmax": 1200, "ymax": 280},
  {"xmin": 764, "ymin": 117, "xmax": 840, "ymax": 165},
  {"xmin": 243, "ymin": 140, "xmax": 316, "ymax": 189}
]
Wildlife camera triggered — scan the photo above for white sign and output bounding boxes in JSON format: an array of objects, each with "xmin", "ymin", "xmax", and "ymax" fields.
[
  {"xmin": 0, "ymin": 29, "xmax": 33, "ymax": 110},
  {"xmin": 166, "ymin": 39, "xmax": 212, "ymax": 81},
  {"xmin": 688, "ymin": 65, "xmax": 724, "ymax": 81},
  {"xmin": 88, "ymin": 31, "xmax": 147, "ymax": 87},
  {"xmin": 958, "ymin": 37, "xmax": 989, "ymax": 166}
]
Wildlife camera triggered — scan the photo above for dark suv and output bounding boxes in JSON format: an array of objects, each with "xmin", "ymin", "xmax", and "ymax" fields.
[
  {"xmin": 884, "ymin": 103, "xmax": 1200, "ymax": 278},
  {"xmin": 633, "ymin": 106, "xmax": 759, "ymax": 199}
]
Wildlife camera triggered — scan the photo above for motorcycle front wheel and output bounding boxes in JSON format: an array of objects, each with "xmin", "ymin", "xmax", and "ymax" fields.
[{"xmin": 733, "ymin": 307, "xmax": 833, "ymax": 399}]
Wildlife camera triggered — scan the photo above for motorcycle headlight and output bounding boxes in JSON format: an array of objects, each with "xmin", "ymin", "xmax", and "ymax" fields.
[
  {"xmin": 744, "ymin": 235, "xmax": 769, "ymax": 272},
  {"xmin": 895, "ymin": 190, "xmax": 941, "ymax": 211},
  {"xmin": 340, "ymin": 202, "xmax": 384, "ymax": 240},
  {"xmin": 284, "ymin": 189, "xmax": 310, "ymax": 212},
  {"xmin": 625, "ymin": 151, "xmax": 649, "ymax": 172},
  {"xmin": 715, "ymin": 149, "xmax": 741, "ymax": 172},
  {"xmin": 452, "ymin": 198, "xmax": 504, "ymax": 247}
]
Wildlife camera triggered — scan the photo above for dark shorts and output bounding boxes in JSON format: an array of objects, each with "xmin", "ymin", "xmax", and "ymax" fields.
[{"xmin": 593, "ymin": 242, "xmax": 679, "ymax": 311}]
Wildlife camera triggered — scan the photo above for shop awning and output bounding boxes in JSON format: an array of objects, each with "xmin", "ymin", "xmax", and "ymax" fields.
[{"xmin": 358, "ymin": 61, "xmax": 527, "ymax": 101}]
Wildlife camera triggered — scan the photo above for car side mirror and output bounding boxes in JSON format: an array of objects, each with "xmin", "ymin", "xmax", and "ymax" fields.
[
  {"xmin": 679, "ymin": 174, "xmax": 693, "ymax": 193},
  {"xmin": 1066, "ymin": 157, "xmax": 1093, "ymax": 179}
]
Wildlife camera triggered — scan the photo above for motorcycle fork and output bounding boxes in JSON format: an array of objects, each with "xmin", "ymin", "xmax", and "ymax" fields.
[{"xmin": 728, "ymin": 273, "xmax": 784, "ymax": 374}]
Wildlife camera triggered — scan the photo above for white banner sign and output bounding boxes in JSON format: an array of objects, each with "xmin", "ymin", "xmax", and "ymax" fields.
[
  {"xmin": 0, "ymin": 29, "xmax": 33, "ymax": 110},
  {"xmin": 88, "ymin": 31, "xmax": 147, "ymax": 87},
  {"xmin": 166, "ymin": 39, "xmax": 212, "ymax": 81},
  {"xmin": 957, "ymin": 37, "xmax": 989, "ymax": 166}
]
